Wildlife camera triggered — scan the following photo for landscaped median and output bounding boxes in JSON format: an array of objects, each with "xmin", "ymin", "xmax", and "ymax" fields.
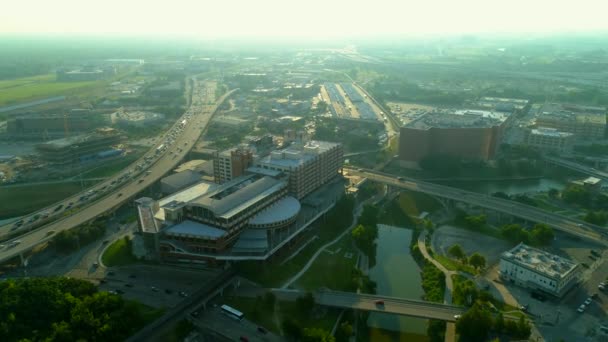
[{"xmin": 101, "ymin": 236, "xmax": 138, "ymax": 267}]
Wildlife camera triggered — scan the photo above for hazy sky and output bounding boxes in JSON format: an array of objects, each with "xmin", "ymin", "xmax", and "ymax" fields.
[{"xmin": 2, "ymin": 0, "xmax": 607, "ymax": 38}]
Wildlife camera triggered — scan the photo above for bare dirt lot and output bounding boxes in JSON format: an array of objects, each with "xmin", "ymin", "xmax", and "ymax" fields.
[{"xmin": 431, "ymin": 225, "xmax": 510, "ymax": 266}]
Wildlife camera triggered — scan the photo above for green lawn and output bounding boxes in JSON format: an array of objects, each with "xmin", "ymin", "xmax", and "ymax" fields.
[
  {"xmin": 0, "ymin": 74, "xmax": 102, "ymax": 106},
  {"xmin": 0, "ymin": 182, "xmax": 84, "ymax": 219},
  {"xmin": 102, "ymin": 237, "xmax": 138, "ymax": 267},
  {"xmin": 434, "ymin": 254, "xmax": 478, "ymax": 275},
  {"xmin": 296, "ymin": 235, "xmax": 357, "ymax": 291}
]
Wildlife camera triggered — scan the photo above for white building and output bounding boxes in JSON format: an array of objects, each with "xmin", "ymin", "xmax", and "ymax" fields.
[
  {"xmin": 525, "ymin": 127, "xmax": 574, "ymax": 152},
  {"xmin": 499, "ymin": 243, "xmax": 581, "ymax": 297}
]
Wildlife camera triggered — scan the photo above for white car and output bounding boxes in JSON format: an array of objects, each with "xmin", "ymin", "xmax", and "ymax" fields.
[
  {"xmin": 585, "ymin": 297, "xmax": 593, "ymax": 305},
  {"xmin": 577, "ymin": 304, "xmax": 586, "ymax": 313},
  {"xmin": 453, "ymin": 315, "xmax": 461, "ymax": 320}
]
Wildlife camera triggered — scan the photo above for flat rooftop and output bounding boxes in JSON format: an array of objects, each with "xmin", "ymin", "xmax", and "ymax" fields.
[
  {"xmin": 36, "ymin": 131, "xmax": 118, "ymax": 150},
  {"xmin": 501, "ymin": 243, "xmax": 578, "ymax": 280},
  {"xmin": 158, "ymin": 180, "xmax": 219, "ymax": 207},
  {"xmin": 256, "ymin": 140, "xmax": 340, "ymax": 168},
  {"xmin": 164, "ymin": 220, "xmax": 227, "ymax": 239},
  {"xmin": 538, "ymin": 103, "xmax": 607, "ymax": 124},
  {"xmin": 406, "ymin": 109, "xmax": 510, "ymax": 130},
  {"xmin": 530, "ymin": 127, "xmax": 574, "ymax": 138},
  {"xmin": 249, "ymin": 196, "xmax": 301, "ymax": 226}
]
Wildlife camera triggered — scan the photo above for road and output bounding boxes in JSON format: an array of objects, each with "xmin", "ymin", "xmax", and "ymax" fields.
[
  {"xmin": 544, "ymin": 156, "xmax": 608, "ymax": 181},
  {"xmin": 346, "ymin": 167, "xmax": 608, "ymax": 243},
  {"xmin": 0, "ymin": 82, "xmax": 236, "ymax": 264}
]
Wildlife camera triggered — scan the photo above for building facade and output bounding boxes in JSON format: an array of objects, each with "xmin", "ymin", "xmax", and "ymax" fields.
[
  {"xmin": 499, "ymin": 243, "xmax": 581, "ymax": 297},
  {"xmin": 524, "ymin": 127, "xmax": 574, "ymax": 153},
  {"xmin": 35, "ymin": 129, "xmax": 123, "ymax": 166},
  {"xmin": 253, "ymin": 140, "xmax": 343, "ymax": 199},
  {"xmin": 213, "ymin": 146, "xmax": 254, "ymax": 184},
  {"xmin": 536, "ymin": 103, "xmax": 606, "ymax": 140}
]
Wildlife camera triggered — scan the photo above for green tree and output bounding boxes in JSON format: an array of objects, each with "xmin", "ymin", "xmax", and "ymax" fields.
[
  {"xmin": 302, "ymin": 328, "xmax": 336, "ymax": 342},
  {"xmin": 282, "ymin": 318, "xmax": 302, "ymax": 340},
  {"xmin": 494, "ymin": 312, "xmax": 505, "ymax": 333},
  {"xmin": 500, "ymin": 224, "xmax": 530, "ymax": 244},
  {"xmin": 448, "ymin": 244, "xmax": 466, "ymax": 261},
  {"xmin": 469, "ymin": 253, "xmax": 486, "ymax": 270},
  {"xmin": 455, "ymin": 302, "xmax": 493, "ymax": 342},
  {"xmin": 548, "ymin": 188, "xmax": 560, "ymax": 199},
  {"xmin": 530, "ymin": 224, "xmax": 555, "ymax": 246},
  {"xmin": 295, "ymin": 292, "xmax": 315, "ymax": 316},
  {"xmin": 263, "ymin": 291, "xmax": 276, "ymax": 312}
]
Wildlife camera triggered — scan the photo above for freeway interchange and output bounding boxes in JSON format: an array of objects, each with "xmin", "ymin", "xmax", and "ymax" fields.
[
  {"xmin": 346, "ymin": 167, "xmax": 608, "ymax": 243},
  {"xmin": 0, "ymin": 80, "xmax": 235, "ymax": 264}
]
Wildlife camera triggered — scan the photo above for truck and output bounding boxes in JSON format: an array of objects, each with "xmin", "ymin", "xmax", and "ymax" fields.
[{"xmin": 156, "ymin": 144, "xmax": 165, "ymax": 154}]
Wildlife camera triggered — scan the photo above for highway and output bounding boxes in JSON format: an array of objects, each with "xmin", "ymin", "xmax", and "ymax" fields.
[
  {"xmin": 0, "ymin": 81, "xmax": 236, "ymax": 264},
  {"xmin": 346, "ymin": 168, "xmax": 608, "ymax": 243},
  {"xmin": 264, "ymin": 289, "xmax": 465, "ymax": 322},
  {"xmin": 544, "ymin": 156, "xmax": 608, "ymax": 181}
]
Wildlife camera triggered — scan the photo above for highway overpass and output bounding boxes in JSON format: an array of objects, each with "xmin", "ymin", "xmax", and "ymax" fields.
[
  {"xmin": 346, "ymin": 168, "xmax": 608, "ymax": 243},
  {"xmin": 544, "ymin": 156, "xmax": 608, "ymax": 181},
  {"xmin": 259, "ymin": 289, "xmax": 465, "ymax": 322},
  {"xmin": 0, "ymin": 82, "xmax": 236, "ymax": 265}
]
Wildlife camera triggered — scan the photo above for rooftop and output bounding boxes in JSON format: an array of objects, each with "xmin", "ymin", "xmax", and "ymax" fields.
[
  {"xmin": 530, "ymin": 127, "xmax": 574, "ymax": 138},
  {"xmin": 164, "ymin": 220, "xmax": 227, "ymax": 239},
  {"xmin": 249, "ymin": 196, "xmax": 301, "ymax": 226},
  {"xmin": 158, "ymin": 180, "xmax": 218, "ymax": 207},
  {"xmin": 538, "ymin": 103, "xmax": 607, "ymax": 124},
  {"xmin": 36, "ymin": 131, "xmax": 119, "ymax": 150},
  {"xmin": 406, "ymin": 109, "xmax": 510, "ymax": 130},
  {"xmin": 501, "ymin": 243, "xmax": 578, "ymax": 280},
  {"xmin": 476, "ymin": 97, "xmax": 529, "ymax": 111},
  {"xmin": 256, "ymin": 141, "xmax": 340, "ymax": 168}
]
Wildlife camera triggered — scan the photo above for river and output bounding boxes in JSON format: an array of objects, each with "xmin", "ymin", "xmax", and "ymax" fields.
[
  {"xmin": 440, "ymin": 177, "xmax": 567, "ymax": 196},
  {"xmin": 366, "ymin": 224, "xmax": 428, "ymax": 342}
]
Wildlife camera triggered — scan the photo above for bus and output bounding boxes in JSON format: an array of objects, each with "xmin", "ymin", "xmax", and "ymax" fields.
[{"xmin": 221, "ymin": 304, "xmax": 244, "ymax": 321}]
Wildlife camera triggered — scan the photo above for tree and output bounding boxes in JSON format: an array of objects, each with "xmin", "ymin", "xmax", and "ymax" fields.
[
  {"xmin": 548, "ymin": 188, "xmax": 560, "ymax": 199},
  {"xmin": 358, "ymin": 205, "xmax": 380, "ymax": 230},
  {"xmin": 282, "ymin": 318, "xmax": 302, "ymax": 340},
  {"xmin": 263, "ymin": 291, "xmax": 276, "ymax": 312},
  {"xmin": 469, "ymin": 253, "xmax": 486, "ymax": 270},
  {"xmin": 295, "ymin": 292, "xmax": 315, "ymax": 316},
  {"xmin": 530, "ymin": 224, "xmax": 555, "ymax": 246},
  {"xmin": 448, "ymin": 244, "xmax": 466, "ymax": 261},
  {"xmin": 302, "ymin": 328, "xmax": 336, "ymax": 342},
  {"xmin": 500, "ymin": 224, "xmax": 530, "ymax": 244},
  {"xmin": 455, "ymin": 302, "xmax": 493, "ymax": 342},
  {"xmin": 494, "ymin": 312, "xmax": 505, "ymax": 333}
]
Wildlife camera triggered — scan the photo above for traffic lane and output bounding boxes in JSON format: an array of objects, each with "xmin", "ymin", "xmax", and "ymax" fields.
[{"xmin": 195, "ymin": 307, "xmax": 280, "ymax": 342}]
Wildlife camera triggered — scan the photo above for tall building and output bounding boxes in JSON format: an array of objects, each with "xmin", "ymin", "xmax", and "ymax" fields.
[
  {"xmin": 213, "ymin": 146, "xmax": 254, "ymax": 184},
  {"xmin": 524, "ymin": 127, "xmax": 574, "ymax": 153},
  {"xmin": 536, "ymin": 103, "xmax": 606, "ymax": 140},
  {"xmin": 253, "ymin": 140, "xmax": 343, "ymax": 199},
  {"xmin": 499, "ymin": 243, "xmax": 581, "ymax": 297},
  {"xmin": 399, "ymin": 109, "xmax": 511, "ymax": 164}
]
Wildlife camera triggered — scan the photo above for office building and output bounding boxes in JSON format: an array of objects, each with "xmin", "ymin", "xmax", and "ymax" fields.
[
  {"xmin": 499, "ymin": 243, "xmax": 581, "ymax": 297},
  {"xmin": 253, "ymin": 140, "xmax": 343, "ymax": 199},
  {"xmin": 399, "ymin": 109, "xmax": 511, "ymax": 163},
  {"xmin": 524, "ymin": 127, "xmax": 574, "ymax": 153},
  {"xmin": 213, "ymin": 146, "xmax": 254, "ymax": 184},
  {"xmin": 35, "ymin": 128, "xmax": 123, "ymax": 166},
  {"xmin": 536, "ymin": 103, "xmax": 606, "ymax": 140}
]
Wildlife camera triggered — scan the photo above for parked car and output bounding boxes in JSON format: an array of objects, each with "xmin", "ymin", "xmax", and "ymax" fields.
[
  {"xmin": 374, "ymin": 300, "xmax": 385, "ymax": 306},
  {"xmin": 585, "ymin": 297, "xmax": 593, "ymax": 305},
  {"xmin": 577, "ymin": 304, "xmax": 586, "ymax": 313}
]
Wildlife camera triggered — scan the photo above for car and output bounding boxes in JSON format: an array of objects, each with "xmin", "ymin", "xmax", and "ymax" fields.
[
  {"xmin": 179, "ymin": 291, "xmax": 188, "ymax": 297},
  {"xmin": 107, "ymin": 271, "xmax": 115, "ymax": 276},
  {"xmin": 374, "ymin": 300, "xmax": 385, "ymax": 306},
  {"xmin": 102, "ymin": 240, "xmax": 109, "ymax": 245},
  {"xmin": 117, "ymin": 193, "xmax": 123, "ymax": 197},
  {"xmin": 599, "ymin": 284, "xmax": 606, "ymax": 291},
  {"xmin": 239, "ymin": 337, "xmax": 249, "ymax": 342},
  {"xmin": 129, "ymin": 274, "xmax": 136, "ymax": 278},
  {"xmin": 138, "ymin": 179, "xmax": 144, "ymax": 183},
  {"xmin": 93, "ymin": 262, "xmax": 99, "ymax": 267},
  {"xmin": 115, "ymin": 289, "xmax": 124, "ymax": 294},
  {"xmin": 257, "ymin": 326, "xmax": 267, "ymax": 334},
  {"xmin": 125, "ymin": 283, "xmax": 134, "ymax": 288},
  {"xmin": 577, "ymin": 304, "xmax": 586, "ymax": 313},
  {"xmin": 108, "ymin": 290, "xmax": 117, "ymax": 295},
  {"xmin": 54, "ymin": 204, "xmax": 64, "ymax": 212},
  {"xmin": 454, "ymin": 315, "xmax": 461, "ymax": 320},
  {"xmin": 585, "ymin": 297, "xmax": 593, "ymax": 305},
  {"xmin": 165, "ymin": 289, "xmax": 173, "ymax": 294},
  {"xmin": 46, "ymin": 230, "xmax": 56, "ymax": 236},
  {"xmin": 190, "ymin": 311, "xmax": 200, "ymax": 317},
  {"xmin": 99, "ymin": 279, "xmax": 107, "ymax": 284},
  {"xmin": 151, "ymin": 286, "xmax": 159, "ymax": 292},
  {"xmin": 397, "ymin": 177, "xmax": 405, "ymax": 181},
  {"xmin": 518, "ymin": 304, "xmax": 528, "ymax": 312}
]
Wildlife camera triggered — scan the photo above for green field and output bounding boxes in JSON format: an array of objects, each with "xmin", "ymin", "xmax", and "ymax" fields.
[
  {"xmin": 102, "ymin": 237, "xmax": 138, "ymax": 267},
  {"xmin": 0, "ymin": 74, "xmax": 102, "ymax": 106},
  {"xmin": 0, "ymin": 182, "xmax": 84, "ymax": 219}
]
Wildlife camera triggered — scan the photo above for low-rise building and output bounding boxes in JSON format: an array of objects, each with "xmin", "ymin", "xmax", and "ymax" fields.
[
  {"xmin": 35, "ymin": 129, "xmax": 123, "ymax": 166},
  {"xmin": 499, "ymin": 243, "xmax": 581, "ymax": 297},
  {"xmin": 524, "ymin": 127, "xmax": 574, "ymax": 152},
  {"xmin": 536, "ymin": 103, "xmax": 606, "ymax": 140}
]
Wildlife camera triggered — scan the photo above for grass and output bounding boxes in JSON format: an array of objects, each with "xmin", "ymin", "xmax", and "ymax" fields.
[
  {"xmin": 79, "ymin": 154, "xmax": 141, "ymax": 179},
  {"xmin": 295, "ymin": 235, "xmax": 357, "ymax": 291},
  {"xmin": 0, "ymin": 182, "xmax": 85, "ymax": 219},
  {"xmin": 433, "ymin": 254, "xmax": 478, "ymax": 275},
  {"xmin": 0, "ymin": 74, "xmax": 102, "ymax": 106},
  {"xmin": 102, "ymin": 237, "xmax": 138, "ymax": 267}
]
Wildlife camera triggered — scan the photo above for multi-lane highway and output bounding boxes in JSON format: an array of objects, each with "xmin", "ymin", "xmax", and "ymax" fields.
[
  {"xmin": 346, "ymin": 167, "xmax": 608, "ymax": 243},
  {"xmin": 545, "ymin": 156, "xmax": 608, "ymax": 181},
  {"xmin": 0, "ymin": 81, "xmax": 236, "ymax": 264}
]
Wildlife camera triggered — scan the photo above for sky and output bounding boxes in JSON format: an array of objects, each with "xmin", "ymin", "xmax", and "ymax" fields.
[{"xmin": 2, "ymin": 0, "xmax": 608, "ymax": 38}]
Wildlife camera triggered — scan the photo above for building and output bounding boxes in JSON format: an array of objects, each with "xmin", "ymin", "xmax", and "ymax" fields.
[
  {"xmin": 213, "ymin": 115, "xmax": 251, "ymax": 129},
  {"xmin": 136, "ymin": 174, "xmax": 301, "ymax": 262},
  {"xmin": 213, "ymin": 146, "xmax": 254, "ymax": 184},
  {"xmin": 571, "ymin": 176, "xmax": 602, "ymax": 192},
  {"xmin": 475, "ymin": 97, "xmax": 530, "ymax": 113},
  {"xmin": 536, "ymin": 103, "xmax": 606, "ymax": 140},
  {"xmin": 7, "ymin": 113, "xmax": 92, "ymax": 139},
  {"xmin": 111, "ymin": 109, "xmax": 164, "ymax": 127},
  {"xmin": 56, "ymin": 67, "xmax": 115, "ymax": 81},
  {"xmin": 399, "ymin": 109, "xmax": 511, "ymax": 164},
  {"xmin": 499, "ymin": 243, "xmax": 581, "ymax": 297},
  {"xmin": 524, "ymin": 127, "xmax": 574, "ymax": 153},
  {"xmin": 245, "ymin": 135, "xmax": 274, "ymax": 155},
  {"xmin": 160, "ymin": 170, "xmax": 205, "ymax": 195},
  {"xmin": 35, "ymin": 129, "xmax": 123, "ymax": 166},
  {"xmin": 253, "ymin": 140, "xmax": 343, "ymax": 199}
]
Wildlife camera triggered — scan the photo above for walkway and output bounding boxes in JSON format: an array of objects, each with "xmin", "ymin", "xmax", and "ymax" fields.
[{"xmin": 418, "ymin": 230, "xmax": 456, "ymax": 342}]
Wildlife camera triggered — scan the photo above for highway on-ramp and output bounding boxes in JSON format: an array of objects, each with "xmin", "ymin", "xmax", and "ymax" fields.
[
  {"xmin": 346, "ymin": 167, "xmax": 608, "ymax": 243},
  {"xmin": 0, "ymin": 82, "xmax": 236, "ymax": 264}
]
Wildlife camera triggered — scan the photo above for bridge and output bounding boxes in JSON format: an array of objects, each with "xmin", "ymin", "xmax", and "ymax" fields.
[
  {"xmin": 544, "ymin": 156, "xmax": 608, "ymax": 181},
  {"xmin": 0, "ymin": 83, "xmax": 236, "ymax": 265},
  {"xmin": 346, "ymin": 167, "xmax": 607, "ymax": 243}
]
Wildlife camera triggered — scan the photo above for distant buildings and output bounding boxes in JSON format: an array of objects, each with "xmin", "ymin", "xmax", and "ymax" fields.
[
  {"xmin": 474, "ymin": 97, "xmax": 530, "ymax": 114},
  {"xmin": 111, "ymin": 109, "xmax": 164, "ymax": 127},
  {"xmin": 524, "ymin": 127, "xmax": 574, "ymax": 153},
  {"xmin": 398, "ymin": 109, "xmax": 512, "ymax": 164},
  {"xmin": 35, "ymin": 128, "xmax": 123, "ymax": 166},
  {"xmin": 499, "ymin": 243, "xmax": 581, "ymax": 297},
  {"xmin": 535, "ymin": 103, "xmax": 606, "ymax": 140},
  {"xmin": 7, "ymin": 113, "xmax": 92, "ymax": 140},
  {"xmin": 56, "ymin": 67, "xmax": 115, "ymax": 81}
]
